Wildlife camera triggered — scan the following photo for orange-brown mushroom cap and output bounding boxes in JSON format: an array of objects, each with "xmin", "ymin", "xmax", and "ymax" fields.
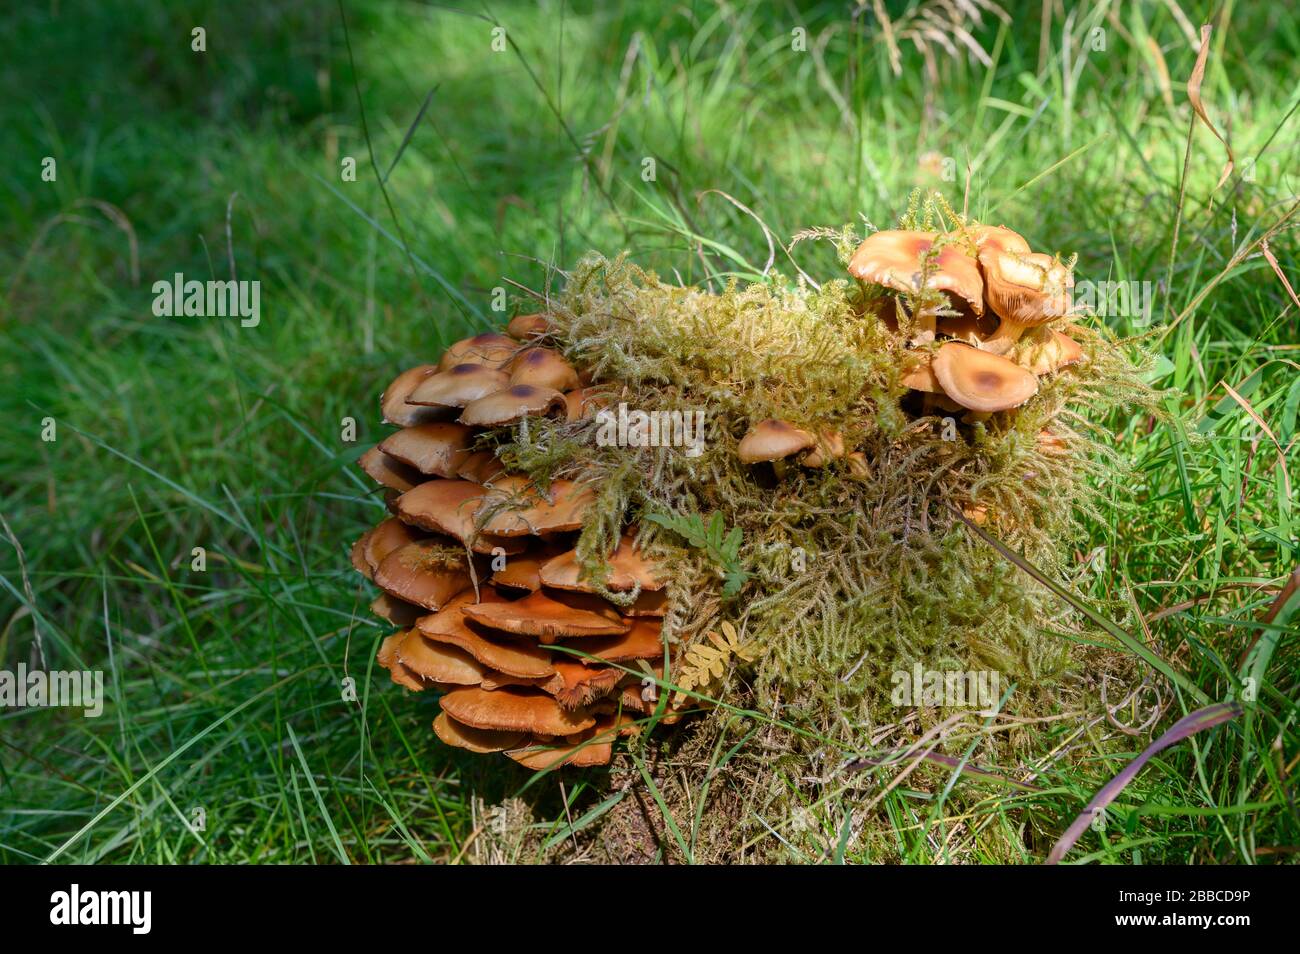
[
  {"xmin": 801, "ymin": 430, "xmax": 846, "ymax": 468},
  {"xmin": 1036, "ymin": 430, "xmax": 1069, "ymax": 455},
  {"xmin": 900, "ymin": 354, "xmax": 944, "ymax": 394},
  {"xmin": 558, "ymin": 618, "xmax": 664, "ymax": 665},
  {"xmin": 978, "ymin": 249, "xmax": 1073, "ymax": 352},
  {"xmin": 462, "ymin": 589, "xmax": 629, "ymax": 641},
  {"xmin": 970, "ymin": 224, "xmax": 1031, "ymax": 256},
  {"xmin": 622, "ymin": 588, "xmax": 669, "ymax": 618},
  {"xmin": 350, "ymin": 532, "xmax": 374, "ymax": 580},
  {"xmin": 432, "ymin": 712, "xmax": 527, "ymax": 753},
  {"xmin": 849, "ymin": 230, "xmax": 984, "ymax": 316},
  {"xmin": 369, "ymin": 592, "xmax": 425, "ymax": 627},
  {"xmin": 358, "ymin": 447, "xmax": 423, "ymax": 492},
  {"xmin": 930, "ymin": 342, "xmax": 1039, "ymax": 413},
  {"xmin": 508, "ymin": 348, "xmax": 581, "ymax": 392},
  {"xmin": 418, "ymin": 591, "xmax": 557, "ymax": 680},
  {"xmin": 475, "ymin": 477, "xmax": 595, "ymax": 536},
  {"xmin": 737, "ymin": 419, "xmax": 816, "ymax": 464},
  {"xmin": 361, "ymin": 517, "xmax": 423, "ymax": 575},
  {"xmin": 490, "ymin": 543, "xmax": 566, "ymax": 592},
  {"xmin": 1023, "ymin": 329, "xmax": 1084, "ymax": 376},
  {"xmin": 459, "ymin": 384, "xmax": 567, "ymax": 427},
  {"xmin": 397, "ymin": 630, "xmax": 487, "ymax": 684},
  {"xmin": 378, "ymin": 422, "xmax": 474, "ymax": 478},
  {"xmin": 438, "ymin": 332, "xmax": 517, "ymax": 371},
  {"xmin": 394, "ymin": 479, "xmax": 526, "ymax": 554},
  {"xmin": 538, "ymin": 536, "xmax": 663, "ymax": 593},
  {"xmin": 381, "ymin": 365, "xmax": 444, "ymax": 427},
  {"xmin": 377, "ymin": 632, "xmax": 427, "ymax": 692},
  {"xmin": 452, "ymin": 449, "xmax": 507, "ymax": 485},
  {"xmin": 440, "ymin": 686, "xmax": 596, "ymax": 736},
  {"xmin": 406, "ymin": 364, "xmax": 510, "ymax": 408},
  {"xmin": 505, "ymin": 729, "xmax": 613, "ymax": 770},
  {"xmin": 373, "ymin": 539, "xmax": 478, "ymax": 611},
  {"xmin": 562, "ymin": 388, "xmax": 606, "ymax": 422},
  {"xmin": 506, "ymin": 313, "xmax": 554, "ymax": 340}
]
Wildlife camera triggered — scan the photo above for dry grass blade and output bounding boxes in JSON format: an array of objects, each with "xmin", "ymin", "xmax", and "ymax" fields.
[{"xmin": 1186, "ymin": 23, "xmax": 1235, "ymax": 190}]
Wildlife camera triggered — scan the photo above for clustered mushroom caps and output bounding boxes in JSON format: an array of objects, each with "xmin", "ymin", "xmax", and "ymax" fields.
[
  {"xmin": 849, "ymin": 221, "xmax": 1085, "ymax": 421},
  {"xmin": 354, "ymin": 316, "xmax": 684, "ymax": 770},
  {"xmin": 728, "ymin": 220, "xmax": 1086, "ymax": 523},
  {"xmin": 848, "ymin": 229, "xmax": 985, "ymax": 344}
]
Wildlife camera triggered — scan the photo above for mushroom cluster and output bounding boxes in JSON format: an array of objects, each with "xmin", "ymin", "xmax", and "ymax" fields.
[
  {"xmin": 849, "ymin": 223, "xmax": 1083, "ymax": 421},
  {"xmin": 353, "ymin": 219, "xmax": 1099, "ymax": 773},
  {"xmin": 724, "ymin": 222, "xmax": 1086, "ymax": 525},
  {"xmin": 352, "ymin": 319, "xmax": 681, "ymax": 770}
]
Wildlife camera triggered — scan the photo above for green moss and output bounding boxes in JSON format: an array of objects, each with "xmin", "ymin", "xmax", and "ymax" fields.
[
  {"xmin": 535, "ymin": 247, "xmax": 1155, "ymax": 711},
  {"xmin": 490, "ymin": 219, "xmax": 1163, "ymax": 860}
]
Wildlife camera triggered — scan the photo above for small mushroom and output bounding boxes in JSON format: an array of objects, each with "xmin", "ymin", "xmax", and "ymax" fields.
[
  {"xmin": 369, "ymin": 592, "xmax": 425, "ymax": 627},
  {"xmin": 377, "ymin": 632, "xmax": 427, "ymax": 691},
  {"xmin": 506, "ymin": 313, "xmax": 554, "ymax": 340},
  {"xmin": 562, "ymin": 388, "xmax": 606, "ymax": 422},
  {"xmin": 362, "ymin": 517, "xmax": 423, "ymax": 575},
  {"xmin": 490, "ymin": 544, "xmax": 566, "ymax": 592},
  {"xmin": 438, "ymin": 333, "xmax": 517, "ymax": 371},
  {"xmin": 459, "ymin": 384, "xmax": 567, "ymax": 427},
  {"xmin": 439, "ymin": 685, "xmax": 596, "ymax": 736},
  {"xmin": 1036, "ymin": 430, "xmax": 1069, "ymax": 455},
  {"xmin": 378, "ymin": 422, "xmax": 474, "ymax": 477},
  {"xmin": 505, "ymin": 726, "xmax": 613, "ymax": 770},
  {"xmin": 978, "ymin": 249, "xmax": 1072, "ymax": 354},
  {"xmin": 350, "ymin": 532, "xmax": 373, "ymax": 580},
  {"xmin": 475, "ymin": 477, "xmax": 595, "ymax": 536},
  {"xmin": 738, "ymin": 419, "xmax": 816, "ymax": 464},
  {"xmin": 358, "ymin": 447, "xmax": 424, "ymax": 492},
  {"xmin": 418, "ymin": 591, "xmax": 557, "ymax": 680},
  {"xmin": 373, "ymin": 540, "xmax": 478, "ymax": 611},
  {"xmin": 508, "ymin": 348, "xmax": 581, "ymax": 392},
  {"xmin": 558, "ymin": 618, "xmax": 664, "ymax": 664},
  {"xmin": 406, "ymin": 364, "xmax": 511, "ymax": 408},
  {"xmin": 849, "ymin": 230, "xmax": 984, "ymax": 342},
  {"xmin": 931, "ymin": 342, "xmax": 1039, "ymax": 413},
  {"xmin": 802, "ymin": 430, "xmax": 845, "ymax": 468},
  {"xmin": 538, "ymin": 536, "xmax": 663, "ymax": 593},
  {"xmin": 1022, "ymin": 329, "xmax": 1084, "ymax": 376},
  {"xmin": 381, "ymin": 365, "xmax": 444, "ymax": 427},
  {"xmin": 901, "ymin": 355, "xmax": 965, "ymax": 413},
  {"xmin": 622, "ymin": 589, "xmax": 669, "ymax": 618},
  {"xmin": 479, "ymin": 671, "xmax": 549, "ymax": 691},
  {"xmin": 452, "ymin": 449, "xmax": 508, "ymax": 485},
  {"xmin": 394, "ymin": 479, "xmax": 526, "ymax": 554},
  {"xmin": 463, "ymin": 589, "xmax": 630, "ymax": 642},
  {"xmin": 900, "ymin": 354, "xmax": 944, "ymax": 394},
  {"xmin": 432, "ymin": 712, "xmax": 526, "ymax": 754},
  {"xmin": 397, "ymin": 630, "xmax": 487, "ymax": 685},
  {"xmin": 970, "ymin": 224, "xmax": 1031, "ymax": 255}
]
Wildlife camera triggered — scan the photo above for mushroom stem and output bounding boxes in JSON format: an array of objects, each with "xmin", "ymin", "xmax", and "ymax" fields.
[
  {"xmin": 910, "ymin": 307, "xmax": 938, "ymax": 346},
  {"xmin": 981, "ymin": 318, "xmax": 1028, "ymax": 355}
]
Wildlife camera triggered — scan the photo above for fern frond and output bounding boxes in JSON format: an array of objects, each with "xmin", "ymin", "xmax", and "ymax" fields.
[{"xmin": 672, "ymin": 621, "xmax": 759, "ymax": 706}]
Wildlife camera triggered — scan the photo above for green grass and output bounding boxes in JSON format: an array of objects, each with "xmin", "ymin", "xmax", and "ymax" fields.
[{"xmin": 1, "ymin": 0, "xmax": 1297, "ymax": 863}]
